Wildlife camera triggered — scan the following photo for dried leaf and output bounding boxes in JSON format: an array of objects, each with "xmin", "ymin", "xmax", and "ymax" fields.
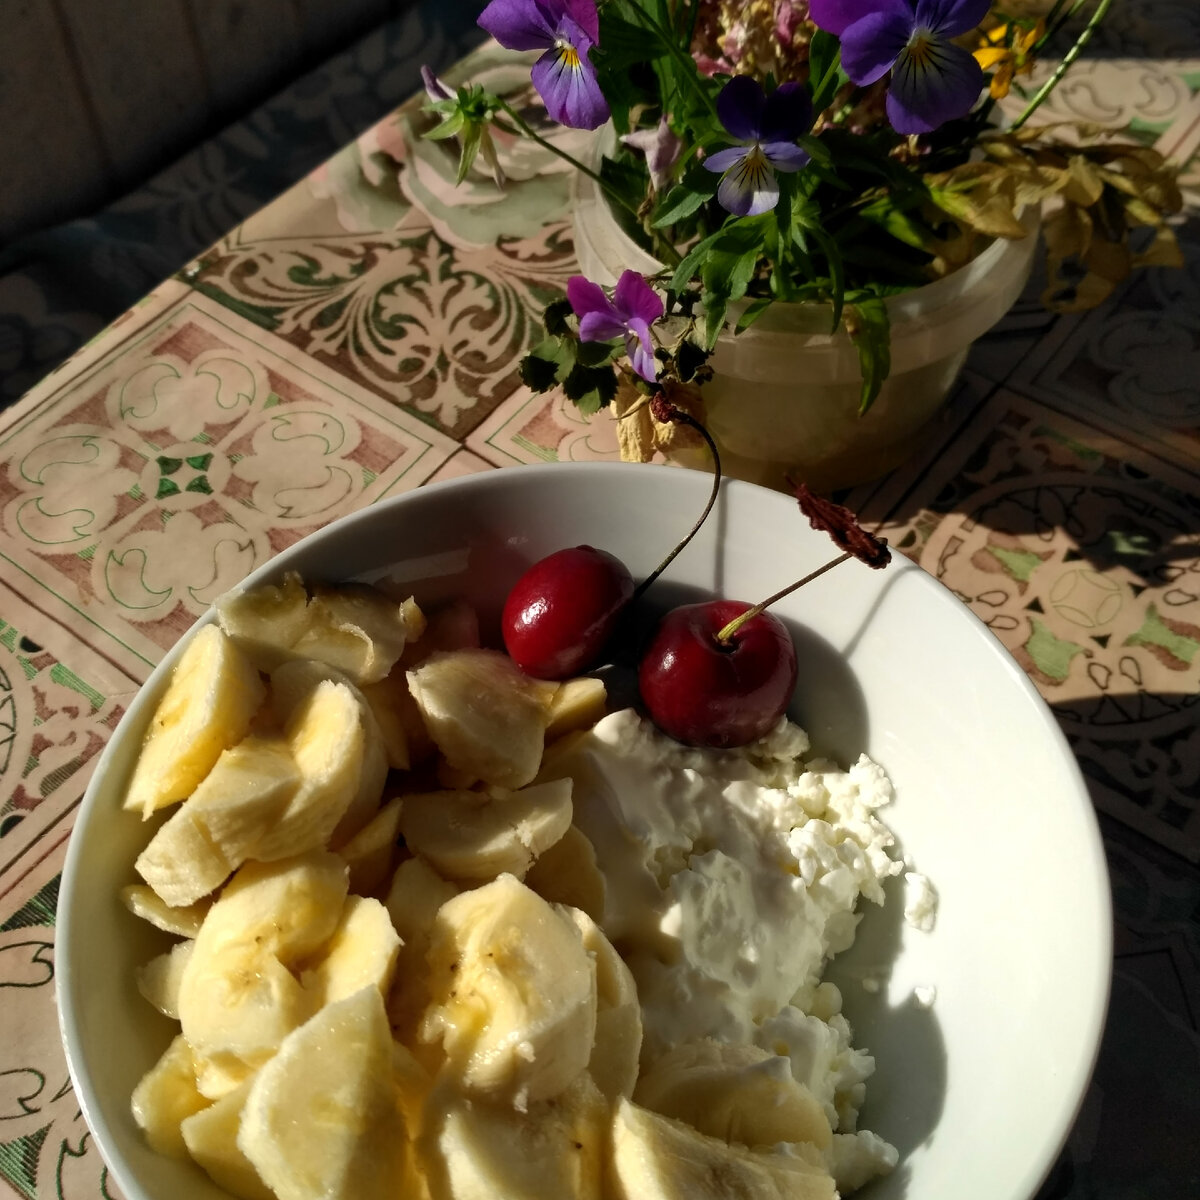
[
  {"xmin": 650, "ymin": 381, "xmax": 707, "ymax": 454},
  {"xmin": 611, "ymin": 378, "xmax": 655, "ymax": 464}
]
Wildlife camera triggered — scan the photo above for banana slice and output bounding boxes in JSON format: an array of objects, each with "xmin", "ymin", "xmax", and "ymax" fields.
[
  {"xmin": 406, "ymin": 649, "xmax": 555, "ymax": 789},
  {"xmin": 634, "ymin": 1041, "xmax": 832, "ymax": 1152},
  {"xmin": 421, "ymin": 1071, "xmax": 608, "ymax": 1200},
  {"xmin": 134, "ymin": 736, "xmax": 300, "ymax": 907},
  {"xmin": 121, "ymin": 884, "xmax": 210, "ymax": 936},
  {"xmin": 546, "ymin": 677, "xmax": 608, "ymax": 741},
  {"xmin": 217, "ymin": 574, "xmax": 423, "ymax": 685},
  {"xmin": 524, "ymin": 824, "xmax": 606, "ymax": 923},
  {"xmin": 178, "ymin": 851, "xmax": 348, "ymax": 1066},
  {"xmin": 384, "ymin": 856, "xmax": 460, "ymax": 1047},
  {"xmin": 181, "ymin": 1079, "xmax": 276, "ymax": 1200},
  {"xmin": 238, "ymin": 985, "xmax": 410, "ymax": 1200},
  {"xmin": 292, "ymin": 585, "xmax": 424, "ymax": 685},
  {"xmin": 216, "ymin": 572, "xmax": 313, "ymax": 671},
  {"xmin": 338, "ymin": 796, "xmax": 404, "ymax": 896},
  {"xmin": 421, "ymin": 874, "xmax": 597, "ymax": 1106},
  {"xmin": 561, "ymin": 907, "xmax": 642, "ymax": 1101},
  {"xmin": 398, "ymin": 778, "xmax": 572, "ymax": 883},
  {"xmin": 269, "ymin": 659, "xmax": 389, "ymax": 850},
  {"xmin": 130, "ymin": 1034, "xmax": 210, "ymax": 1159},
  {"xmin": 124, "ymin": 624, "xmax": 266, "ymax": 818},
  {"xmin": 249, "ymin": 679, "xmax": 367, "ymax": 861},
  {"xmin": 136, "ymin": 940, "xmax": 194, "ymax": 1018},
  {"xmin": 192, "ymin": 1051, "xmax": 255, "ymax": 1102},
  {"xmin": 302, "ymin": 894, "xmax": 401, "ymax": 1009},
  {"xmin": 610, "ymin": 1098, "xmax": 837, "ymax": 1200}
]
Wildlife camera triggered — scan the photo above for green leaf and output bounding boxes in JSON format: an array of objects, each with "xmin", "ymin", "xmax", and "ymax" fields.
[
  {"xmin": 808, "ymin": 30, "xmax": 843, "ymax": 112},
  {"xmin": 844, "ymin": 299, "xmax": 891, "ymax": 415},
  {"xmin": 702, "ymin": 292, "xmax": 728, "ymax": 349},
  {"xmin": 563, "ymin": 364, "xmax": 619, "ymax": 415},
  {"xmin": 520, "ymin": 339, "xmax": 572, "ymax": 393},
  {"xmin": 676, "ymin": 336, "xmax": 710, "ymax": 382},
  {"xmin": 576, "ymin": 339, "xmax": 621, "ymax": 368},
  {"xmin": 796, "ymin": 134, "xmax": 832, "ymax": 168},
  {"xmin": 423, "ymin": 110, "xmax": 465, "ymax": 141},
  {"xmin": 653, "ymin": 165, "xmax": 718, "ymax": 227},
  {"xmin": 455, "ymin": 122, "xmax": 483, "ymax": 185},
  {"xmin": 542, "ymin": 299, "xmax": 575, "ymax": 337},
  {"xmin": 735, "ymin": 296, "xmax": 774, "ymax": 332}
]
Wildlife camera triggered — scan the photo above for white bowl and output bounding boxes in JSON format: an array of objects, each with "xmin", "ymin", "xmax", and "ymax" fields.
[{"xmin": 57, "ymin": 462, "xmax": 1111, "ymax": 1200}]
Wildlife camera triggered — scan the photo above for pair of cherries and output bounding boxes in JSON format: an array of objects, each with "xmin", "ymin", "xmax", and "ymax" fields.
[
  {"xmin": 501, "ymin": 400, "xmax": 889, "ymax": 749},
  {"xmin": 502, "ymin": 544, "xmax": 795, "ymax": 748}
]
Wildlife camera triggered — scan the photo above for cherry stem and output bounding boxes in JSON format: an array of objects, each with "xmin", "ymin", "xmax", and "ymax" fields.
[
  {"xmin": 715, "ymin": 552, "xmax": 853, "ymax": 644},
  {"xmin": 630, "ymin": 405, "xmax": 723, "ymax": 604}
]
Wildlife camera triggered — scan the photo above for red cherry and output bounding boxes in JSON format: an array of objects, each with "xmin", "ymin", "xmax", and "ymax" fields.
[
  {"xmin": 638, "ymin": 600, "xmax": 798, "ymax": 748},
  {"xmin": 502, "ymin": 545, "xmax": 635, "ymax": 679}
]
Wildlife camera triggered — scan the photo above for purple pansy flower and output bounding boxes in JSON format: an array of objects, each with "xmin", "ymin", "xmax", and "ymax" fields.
[
  {"xmin": 568, "ymin": 271, "xmax": 664, "ymax": 382},
  {"xmin": 703, "ymin": 76, "xmax": 812, "ymax": 217},
  {"xmin": 478, "ymin": 0, "xmax": 609, "ymax": 130},
  {"xmin": 809, "ymin": 0, "xmax": 988, "ymax": 134}
]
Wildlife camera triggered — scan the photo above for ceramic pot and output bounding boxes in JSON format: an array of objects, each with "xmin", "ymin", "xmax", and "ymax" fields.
[{"xmin": 572, "ymin": 168, "xmax": 1039, "ymax": 491}]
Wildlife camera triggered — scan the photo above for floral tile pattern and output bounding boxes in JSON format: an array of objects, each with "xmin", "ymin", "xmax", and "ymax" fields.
[
  {"xmin": 849, "ymin": 389, "xmax": 1200, "ymax": 861},
  {"xmin": 0, "ymin": 293, "xmax": 458, "ymax": 670}
]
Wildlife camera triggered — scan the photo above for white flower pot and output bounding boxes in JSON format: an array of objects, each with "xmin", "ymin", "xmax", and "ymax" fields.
[{"xmin": 572, "ymin": 168, "xmax": 1040, "ymax": 491}]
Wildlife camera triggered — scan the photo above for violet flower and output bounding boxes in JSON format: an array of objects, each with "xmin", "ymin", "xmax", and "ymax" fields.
[
  {"xmin": 621, "ymin": 119, "xmax": 684, "ymax": 193},
  {"xmin": 704, "ymin": 76, "xmax": 812, "ymax": 217},
  {"xmin": 809, "ymin": 0, "xmax": 988, "ymax": 134},
  {"xmin": 478, "ymin": 0, "xmax": 609, "ymax": 130},
  {"xmin": 567, "ymin": 271, "xmax": 664, "ymax": 383}
]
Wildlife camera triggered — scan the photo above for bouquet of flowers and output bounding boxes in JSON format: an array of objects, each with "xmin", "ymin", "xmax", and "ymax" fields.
[{"xmin": 425, "ymin": 0, "xmax": 1182, "ymax": 423}]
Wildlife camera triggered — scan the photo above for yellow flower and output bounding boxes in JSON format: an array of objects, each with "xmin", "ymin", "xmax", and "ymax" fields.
[{"xmin": 974, "ymin": 20, "xmax": 1044, "ymax": 100}]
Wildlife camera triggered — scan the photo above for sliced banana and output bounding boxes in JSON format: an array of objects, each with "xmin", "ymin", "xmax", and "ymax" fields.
[
  {"xmin": 399, "ymin": 778, "xmax": 572, "ymax": 883},
  {"xmin": 130, "ymin": 1033, "xmax": 210, "ymax": 1159},
  {"xmin": 177, "ymin": 851, "xmax": 348, "ymax": 1066},
  {"xmin": 546, "ymin": 677, "xmax": 608, "ymax": 741},
  {"xmin": 269, "ymin": 659, "xmax": 389, "ymax": 850},
  {"xmin": 421, "ymin": 874, "xmax": 597, "ymax": 1106},
  {"xmin": 250, "ymin": 678, "xmax": 367, "ymax": 861},
  {"xmin": 301, "ymin": 894, "xmax": 401, "ymax": 1010},
  {"xmin": 135, "ymin": 939, "xmax": 194, "ymax": 1019},
  {"xmin": 134, "ymin": 736, "xmax": 300, "ymax": 907},
  {"xmin": 524, "ymin": 824, "xmax": 606, "ymax": 923},
  {"xmin": 124, "ymin": 623, "xmax": 266, "ymax": 818},
  {"xmin": 406, "ymin": 649, "xmax": 555, "ymax": 789},
  {"xmin": 216, "ymin": 571, "xmax": 313, "ymax": 671},
  {"xmin": 337, "ymin": 795, "xmax": 404, "ymax": 896},
  {"xmin": 634, "ymin": 1040, "xmax": 832, "ymax": 1152},
  {"xmin": 610, "ymin": 1097, "xmax": 837, "ymax": 1200},
  {"xmin": 217, "ymin": 574, "xmax": 423, "ymax": 685},
  {"xmin": 120, "ymin": 884, "xmax": 209, "ymax": 936},
  {"xmin": 561, "ymin": 907, "xmax": 642, "ymax": 1101},
  {"xmin": 181, "ymin": 1078, "xmax": 276, "ymax": 1200},
  {"xmin": 421, "ymin": 1071, "xmax": 608, "ymax": 1200},
  {"xmin": 238, "ymin": 986, "xmax": 410, "ymax": 1200}
]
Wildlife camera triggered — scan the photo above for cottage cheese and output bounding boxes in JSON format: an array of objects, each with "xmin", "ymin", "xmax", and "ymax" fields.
[{"xmin": 545, "ymin": 706, "xmax": 912, "ymax": 1189}]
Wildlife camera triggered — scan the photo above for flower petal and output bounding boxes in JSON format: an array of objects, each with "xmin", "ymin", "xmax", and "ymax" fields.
[
  {"xmin": 625, "ymin": 318, "xmax": 658, "ymax": 382},
  {"xmin": 560, "ymin": 0, "xmax": 600, "ymax": 45},
  {"xmin": 809, "ymin": 0, "xmax": 912, "ymax": 37},
  {"xmin": 531, "ymin": 41, "xmax": 610, "ymax": 129},
  {"xmin": 761, "ymin": 81, "xmax": 813, "ymax": 143},
  {"xmin": 578, "ymin": 310, "xmax": 629, "ymax": 343},
  {"xmin": 613, "ymin": 271, "xmax": 664, "ymax": 326},
  {"xmin": 478, "ymin": 0, "xmax": 556, "ymax": 50},
  {"xmin": 717, "ymin": 75, "xmax": 767, "ymax": 141},
  {"xmin": 717, "ymin": 148, "xmax": 780, "ymax": 217},
  {"xmin": 915, "ymin": 0, "xmax": 991, "ymax": 38},
  {"xmin": 568, "ymin": 275, "xmax": 614, "ymax": 318},
  {"xmin": 762, "ymin": 141, "xmax": 811, "ymax": 172},
  {"xmin": 886, "ymin": 37, "xmax": 984, "ymax": 132},
  {"xmin": 839, "ymin": 10, "xmax": 914, "ymax": 85},
  {"xmin": 703, "ymin": 145, "xmax": 752, "ymax": 173}
]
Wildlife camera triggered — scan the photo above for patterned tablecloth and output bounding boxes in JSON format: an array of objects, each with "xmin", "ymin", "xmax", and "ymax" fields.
[{"xmin": 2, "ymin": 10, "xmax": 1199, "ymax": 1200}]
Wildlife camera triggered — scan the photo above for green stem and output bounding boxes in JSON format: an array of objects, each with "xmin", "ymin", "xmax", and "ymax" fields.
[
  {"xmin": 638, "ymin": 7, "xmax": 720, "ymax": 124},
  {"xmin": 494, "ymin": 104, "xmax": 682, "ymax": 268},
  {"xmin": 1010, "ymin": 0, "xmax": 1114, "ymax": 132},
  {"xmin": 716, "ymin": 553, "xmax": 852, "ymax": 644},
  {"xmin": 631, "ymin": 409, "xmax": 721, "ymax": 603}
]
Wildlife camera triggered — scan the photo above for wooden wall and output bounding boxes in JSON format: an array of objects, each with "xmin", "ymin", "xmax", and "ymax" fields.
[{"xmin": 0, "ymin": 0, "xmax": 409, "ymax": 244}]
